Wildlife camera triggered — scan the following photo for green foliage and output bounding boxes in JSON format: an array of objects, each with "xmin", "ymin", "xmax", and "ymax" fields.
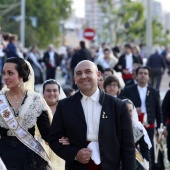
[
  {"xmin": 117, "ymin": 1, "xmax": 145, "ymax": 44},
  {"xmin": 98, "ymin": 0, "xmax": 170, "ymax": 46},
  {"xmin": 98, "ymin": 0, "xmax": 145, "ymax": 44},
  {"xmin": 0, "ymin": 0, "xmax": 72, "ymax": 48}
]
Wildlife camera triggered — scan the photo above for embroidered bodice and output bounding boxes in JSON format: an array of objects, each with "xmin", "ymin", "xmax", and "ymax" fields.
[{"xmin": 0, "ymin": 91, "xmax": 50, "ymax": 138}]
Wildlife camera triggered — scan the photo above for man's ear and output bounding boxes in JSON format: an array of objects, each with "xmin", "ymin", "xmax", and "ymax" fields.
[
  {"xmin": 73, "ymin": 76, "xmax": 76, "ymax": 84},
  {"xmin": 97, "ymin": 71, "xmax": 101, "ymax": 79}
]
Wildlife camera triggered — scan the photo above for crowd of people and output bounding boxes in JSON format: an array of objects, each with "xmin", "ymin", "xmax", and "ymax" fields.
[{"xmin": 0, "ymin": 32, "xmax": 170, "ymax": 170}]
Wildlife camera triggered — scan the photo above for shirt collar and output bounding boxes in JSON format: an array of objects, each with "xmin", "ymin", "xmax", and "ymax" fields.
[
  {"xmin": 126, "ymin": 53, "xmax": 132, "ymax": 58},
  {"xmin": 81, "ymin": 88, "xmax": 100, "ymax": 102},
  {"xmin": 137, "ymin": 84, "xmax": 147, "ymax": 91}
]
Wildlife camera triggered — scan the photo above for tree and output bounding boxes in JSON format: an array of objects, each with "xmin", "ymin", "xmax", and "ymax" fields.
[
  {"xmin": 98, "ymin": 0, "xmax": 170, "ymax": 46},
  {"xmin": 0, "ymin": 0, "xmax": 72, "ymax": 48},
  {"xmin": 98, "ymin": 0, "xmax": 145, "ymax": 45}
]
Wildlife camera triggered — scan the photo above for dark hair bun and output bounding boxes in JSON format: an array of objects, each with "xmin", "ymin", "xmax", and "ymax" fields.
[
  {"xmin": 6, "ymin": 57, "xmax": 30, "ymax": 82},
  {"xmin": 21, "ymin": 61, "xmax": 30, "ymax": 82}
]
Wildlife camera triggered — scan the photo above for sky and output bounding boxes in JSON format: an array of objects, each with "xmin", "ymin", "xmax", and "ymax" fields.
[
  {"xmin": 72, "ymin": 0, "xmax": 170, "ymax": 18},
  {"xmin": 72, "ymin": 0, "xmax": 85, "ymax": 18},
  {"xmin": 156, "ymin": 0, "xmax": 170, "ymax": 12}
]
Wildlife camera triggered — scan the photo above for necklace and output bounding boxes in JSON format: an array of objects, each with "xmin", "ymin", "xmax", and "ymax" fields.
[
  {"xmin": 6, "ymin": 91, "xmax": 27, "ymax": 117},
  {"xmin": 13, "ymin": 95, "xmax": 22, "ymax": 105},
  {"xmin": 7, "ymin": 91, "xmax": 25, "ymax": 105}
]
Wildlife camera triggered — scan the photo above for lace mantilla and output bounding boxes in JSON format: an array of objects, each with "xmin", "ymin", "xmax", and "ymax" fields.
[{"xmin": 0, "ymin": 91, "xmax": 49, "ymax": 130}]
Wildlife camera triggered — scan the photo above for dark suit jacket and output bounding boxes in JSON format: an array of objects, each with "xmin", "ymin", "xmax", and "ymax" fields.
[
  {"xmin": 4, "ymin": 42, "xmax": 19, "ymax": 58},
  {"xmin": 125, "ymin": 79, "xmax": 136, "ymax": 88},
  {"xmin": 114, "ymin": 54, "xmax": 139, "ymax": 72},
  {"xmin": 70, "ymin": 48, "xmax": 92, "ymax": 69},
  {"xmin": 162, "ymin": 89, "xmax": 170, "ymax": 125},
  {"xmin": 43, "ymin": 51, "xmax": 60, "ymax": 68},
  {"xmin": 49, "ymin": 90, "xmax": 135, "ymax": 170},
  {"xmin": 122, "ymin": 84, "xmax": 163, "ymax": 127}
]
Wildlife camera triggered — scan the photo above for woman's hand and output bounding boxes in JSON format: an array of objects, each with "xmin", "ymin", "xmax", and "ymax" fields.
[{"xmin": 59, "ymin": 137, "xmax": 70, "ymax": 145}]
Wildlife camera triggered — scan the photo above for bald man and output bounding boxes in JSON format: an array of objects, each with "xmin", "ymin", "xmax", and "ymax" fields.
[{"xmin": 49, "ymin": 60, "xmax": 135, "ymax": 170}]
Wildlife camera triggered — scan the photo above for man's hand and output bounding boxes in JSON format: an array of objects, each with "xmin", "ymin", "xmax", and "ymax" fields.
[
  {"xmin": 122, "ymin": 69, "xmax": 130, "ymax": 75},
  {"xmin": 136, "ymin": 107, "xmax": 142, "ymax": 115},
  {"xmin": 76, "ymin": 148, "xmax": 92, "ymax": 164},
  {"xmin": 59, "ymin": 137, "xmax": 70, "ymax": 145}
]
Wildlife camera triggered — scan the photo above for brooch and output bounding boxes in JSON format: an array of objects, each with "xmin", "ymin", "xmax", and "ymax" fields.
[
  {"xmin": 102, "ymin": 112, "xmax": 108, "ymax": 119},
  {"xmin": 3, "ymin": 110, "xmax": 10, "ymax": 118}
]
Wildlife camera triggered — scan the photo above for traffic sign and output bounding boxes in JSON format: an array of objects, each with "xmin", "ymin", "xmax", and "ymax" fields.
[{"xmin": 84, "ymin": 28, "xmax": 95, "ymax": 41}]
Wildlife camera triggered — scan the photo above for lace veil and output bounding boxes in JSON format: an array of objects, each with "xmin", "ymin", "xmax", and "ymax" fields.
[
  {"xmin": 122, "ymin": 99, "xmax": 152, "ymax": 149},
  {"xmin": 39, "ymin": 79, "xmax": 66, "ymax": 100}
]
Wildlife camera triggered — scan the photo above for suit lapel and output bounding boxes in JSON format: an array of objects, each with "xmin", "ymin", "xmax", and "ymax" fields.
[
  {"xmin": 146, "ymin": 86, "xmax": 151, "ymax": 103},
  {"xmin": 73, "ymin": 92, "xmax": 86, "ymax": 126},
  {"xmin": 98, "ymin": 90, "xmax": 107, "ymax": 129},
  {"xmin": 47, "ymin": 52, "xmax": 50, "ymax": 60},
  {"xmin": 135, "ymin": 85, "xmax": 141, "ymax": 101},
  {"xmin": 99, "ymin": 103, "xmax": 108, "ymax": 129}
]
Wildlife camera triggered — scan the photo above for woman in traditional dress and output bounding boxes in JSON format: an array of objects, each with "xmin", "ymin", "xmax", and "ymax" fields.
[
  {"xmin": 0, "ymin": 57, "xmax": 52, "ymax": 169},
  {"xmin": 123, "ymin": 99, "xmax": 152, "ymax": 170},
  {"xmin": 162, "ymin": 86, "xmax": 170, "ymax": 162},
  {"xmin": 27, "ymin": 45, "xmax": 44, "ymax": 84},
  {"xmin": 40, "ymin": 79, "xmax": 68, "ymax": 170}
]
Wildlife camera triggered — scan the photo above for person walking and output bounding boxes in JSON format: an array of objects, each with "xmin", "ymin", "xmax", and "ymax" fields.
[
  {"xmin": 122, "ymin": 66, "xmax": 164, "ymax": 170},
  {"xmin": 49, "ymin": 60, "xmax": 136, "ymax": 170},
  {"xmin": 43, "ymin": 44, "xmax": 60, "ymax": 80},
  {"xmin": 147, "ymin": 47, "xmax": 165, "ymax": 90}
]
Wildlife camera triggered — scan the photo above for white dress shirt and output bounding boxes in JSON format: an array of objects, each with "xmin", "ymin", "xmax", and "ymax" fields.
[
  {"xmin": 81, "ymin": 88, "xmax": 102, "ymax": 142},
  {"xmin": 137, "ymin": 85, "xmax": 147, "ymax": 114},
  {"xmin": 49, "ymin": 51, "xmax": 55, "ymax": 67},
  {"xmin": 125, "ymin": 53, "xmax": 133, "ymax": 73},
  {"xmin": 134, "ymin": 79, "xmax": 137, "ymax": 84},
  {"xmin": 0, "ymin": 157, "xmax": 7, "ymax": 170}
]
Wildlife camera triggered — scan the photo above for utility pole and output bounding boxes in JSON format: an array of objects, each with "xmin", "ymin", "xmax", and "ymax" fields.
[
  {"xmin": 20, "ymin": 0, "xmax": 25, "ymax": 47},
  {"xmin": 146, "ymin": 0, "xmax": 152, "ymax": 57}
]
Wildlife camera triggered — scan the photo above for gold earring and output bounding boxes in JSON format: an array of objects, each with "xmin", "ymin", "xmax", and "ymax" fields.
[{"xmin": 18, "ymin": 80, "xmax": 23, "ymax": 88}]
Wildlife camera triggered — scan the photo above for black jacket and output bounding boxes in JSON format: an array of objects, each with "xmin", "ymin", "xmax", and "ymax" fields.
[
  {"xmin": 114, "ymin": 54, "xmax": 139, "ymax": 72},
  {"xmin": 147, "ymin": 52, "xmax": 166, "ymax": 70},
  {"xmin": 122, "ymin": 84, "xmax": 163, "ymax": 127},
  {"xmin": 125, "ymin": 79, "xmax": 136, "ymax": 88},
  {"xmin": 162, "ymin": 89, "xmax": 170, "ymax": 125},
  {"xmin": 43, "ymin": 51, "xmax": 60, "ymax": 68},
  {"xmin": 49, "ymin": 90, "xmax": 135, "ymax": 170},
  {"xmin": 71, "ymin": 48, "xmax": 91, "ymax": 69}
]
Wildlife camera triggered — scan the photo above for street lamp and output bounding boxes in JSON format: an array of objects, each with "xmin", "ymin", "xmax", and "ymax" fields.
[
  {"xmin": 20, "ymin": 0, "xmax": 25, "ymax": 47},
  {"xmin": 146, "ymin": 0, "xmax": 152, "ymax": 57}
]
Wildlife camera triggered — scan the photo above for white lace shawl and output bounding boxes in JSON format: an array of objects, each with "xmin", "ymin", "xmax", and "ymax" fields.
[
  {"xmin": 132, "ymin": 107, "xmax": 152, "ymax": 149},
  {"xmin": 0, "ymin": 91, "xmax": 52, "ymax": 130}
]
